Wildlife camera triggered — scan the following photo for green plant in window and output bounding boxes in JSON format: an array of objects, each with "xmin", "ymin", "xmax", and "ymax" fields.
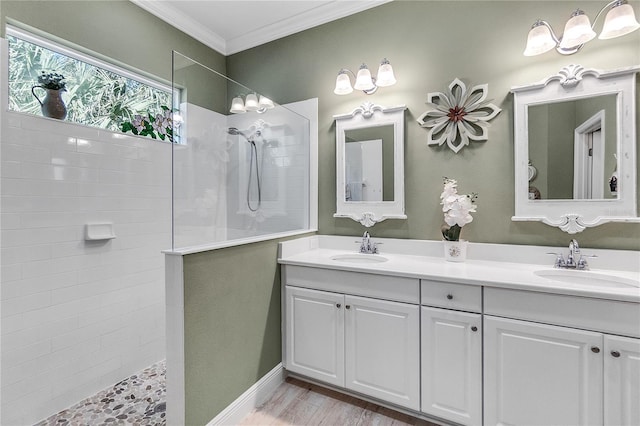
[
  {"xmin": 121, "ymin": 106, "xmax": 174, "ymax": 142},
  {"xmin": 8, "ymin": 35, "xmax": 172, "ymax": 133},
  {"xmin": 37, "ymin": 71, "xmax": 66, "ymax": 90}
]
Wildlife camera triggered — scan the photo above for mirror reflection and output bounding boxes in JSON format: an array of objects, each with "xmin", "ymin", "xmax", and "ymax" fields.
[
  {"xmin": 344, "ymin": 125, "xmax": 394, "ymax": 202},
  {"xmin": 334, "ymin": 103, "xmax": 406, "ymax": 227},
  {"xmin": 527, "ymin": 94, "xmax": 618, "ymax": 200}
]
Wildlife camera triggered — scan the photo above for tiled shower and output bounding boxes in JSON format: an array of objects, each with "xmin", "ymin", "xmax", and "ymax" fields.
[
  {"xmin": 1, "ymin": 47, "xmax": 313, "ymax": 425},
  {"xmin": 0, "ymin": 112, "xmax": 170, "ymax": 425}
]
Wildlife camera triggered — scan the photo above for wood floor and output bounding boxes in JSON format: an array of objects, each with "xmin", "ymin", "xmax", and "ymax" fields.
[{"xmin": 238, "ymin": 377, "xmax": 440, "ymax": 426}]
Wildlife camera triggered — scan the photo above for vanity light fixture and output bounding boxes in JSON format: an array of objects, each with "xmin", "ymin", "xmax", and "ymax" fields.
[
  {"xmin": 229, "ymin": 93, "xmax": 275, "ymax": 114},
  {"xmin": 524, "ymin": 0, "xmax": 640, "ymax": 56},
  {"xmin": 333, "ymin": 58, "xmax": 397, "ymax": 95}
]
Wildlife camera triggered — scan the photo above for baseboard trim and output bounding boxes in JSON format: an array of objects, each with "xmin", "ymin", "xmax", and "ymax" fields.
[{"xmin": 207, "ymin": 363, "xmax": 285, "ymax": 426}]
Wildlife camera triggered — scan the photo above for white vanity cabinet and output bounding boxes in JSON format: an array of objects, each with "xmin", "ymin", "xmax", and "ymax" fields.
[
  {"xmin": 283, "ymin": 266, "xmax": 421, "ymax": 411},
  {"xmin": 344, "ymin": 294, "xmax": 420, "ymax": 410},
  {"xmin": 420, "ymin": 281, "xmax": 482, "ymax": 426},
  {"xmin": 604, "ymin": 335, "xmax": 640, "ymax": 426},
  {"xmin": 284, "ymin": 286, "xmax": 345, "ymax": 387},
  {"xmin": 484, "ymin": 287, "xmax": 640, "ymax": 426},
  {"xmin": 484, "ymin": 315, "xmax": 604, "ymax": 425}
]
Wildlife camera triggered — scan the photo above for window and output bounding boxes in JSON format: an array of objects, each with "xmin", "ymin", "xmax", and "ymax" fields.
[{"xmin": 7, "ymin": 26, "xmax": 176, "ymax": 142}]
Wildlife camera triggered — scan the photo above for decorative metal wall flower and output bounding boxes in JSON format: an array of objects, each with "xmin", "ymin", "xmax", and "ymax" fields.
[{"xmin": 417, "ymin": 78, "xmax": 501, "ymax": 153}]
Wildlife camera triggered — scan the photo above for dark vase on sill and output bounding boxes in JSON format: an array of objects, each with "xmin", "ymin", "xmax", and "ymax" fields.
[{"xmin": 31, "ymin": 86, "xmax": 67, "ymax": 120}]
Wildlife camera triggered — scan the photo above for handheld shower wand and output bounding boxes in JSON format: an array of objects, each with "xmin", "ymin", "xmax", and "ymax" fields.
[
  {"xmin": 227, "ymin": 127, "xmax": 262, "ymax": 211},
  {"xmin": 227, "ymin": 127, "xmax": 249, "ymax": 140}
]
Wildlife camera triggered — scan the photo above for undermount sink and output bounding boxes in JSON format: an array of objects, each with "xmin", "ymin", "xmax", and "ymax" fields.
[
  {"xmin": 534, "ymin": 269, "xmax": 639, "ymax": 288},
  {"xmin": 331, "ymin": 253, "xmax": 389, "ymax": 264}
]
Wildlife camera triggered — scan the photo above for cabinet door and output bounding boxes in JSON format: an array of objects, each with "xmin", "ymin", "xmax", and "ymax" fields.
[
  {"xmin": 484, "ymin": 316, "xmax": 603, "ymax": 426},
  {"xmin": 344, "ymin": 295, "xmax": 420, "ymax": 410},
  {"xmin": 284, "ymin": 286, "xmax": 344, "ymax": 387},
  {"xmin": 604, "ymin": 335, "xmax": 640, "ymax": 426},
  {"xmin": 421, "ymin": 307, "xmax": 482, "ymax": 425}
]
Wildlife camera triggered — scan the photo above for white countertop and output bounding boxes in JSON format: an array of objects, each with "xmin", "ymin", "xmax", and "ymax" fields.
[{"xmin": 278, "ymin": 236, "xmax": 640, "ymax": 303}]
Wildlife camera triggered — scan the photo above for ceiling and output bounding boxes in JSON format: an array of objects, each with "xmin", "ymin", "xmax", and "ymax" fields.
[{"xmin": 131, "ymin": 0, "xmax": 392, "ymax": 56}]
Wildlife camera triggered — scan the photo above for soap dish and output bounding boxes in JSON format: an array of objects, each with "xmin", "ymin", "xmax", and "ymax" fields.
[{"xmin": 85, "ymin": 223, "xmax": 116, "ymax": 241}]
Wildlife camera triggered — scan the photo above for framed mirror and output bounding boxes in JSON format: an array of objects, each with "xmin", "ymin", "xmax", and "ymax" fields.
[
  {"xmin": 512, "ymin": 64, "xmax": 640, "ymax": 233},
  {"xmin": 334, "ymin": 102, "xmax": 406, "ymax": 226}
]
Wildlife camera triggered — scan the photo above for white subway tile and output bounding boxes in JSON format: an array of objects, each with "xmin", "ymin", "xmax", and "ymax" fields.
[
  {"xmin": 0, "ymin": 161, "xmax": 22, "ymax": 178},
  {"xmin": 0, "ymin": 263, "xmax": 22, "ymax": 282},
  {"xmin": 100, "ymin": 326, "xmax": 139, "ymax": 350},
  {"xmin": 2, "ymin": 108, "xmax": 170, "ymax": 423},
  {"xmin": 2, "ymin": 338, "xmax": 51, "ymax": 366},
  {"xmin": 6, "ymin": 112, "xmax": 22, "ymax": 127},
  {"xmin": 1, "ymin": 312, "xmax": 25, "ymax": 334},
  {"xmin": 51, "ymin": 323, "xmax": 102, "ymax": 353},
  {"xmin": 0, "ymin": 212, "xmax": 22, "ymax": 229},
  {"xmin": 1, "ymin": 290, "xmax": 51, "ymax": 318},
  {"xmin": 77, "ymin": 299, "xmax": 136, "ymax": 328},
  {"xmin": 2, "ymin": 271, "xmax": 78, "ymax": 300},
  {"xmin": 0, "ymin": 243, "xmax": 52, "ymax": 265},
  {"xmin": 1, "ymin": 314, "xmax": 77, "ymax": 352}
]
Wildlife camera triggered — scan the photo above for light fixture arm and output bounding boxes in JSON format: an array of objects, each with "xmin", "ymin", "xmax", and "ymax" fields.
[
  {"xmin": 557, "ymin": 0, "xmax": 625, "ymax": 54},
  {"xmin": 340, "ymin": 67, "xmax": 378, "ymax": 95},
  {"xmin": 525, "ymin": 0, "xmax": 638, "ymax": 56},
  {"xmin": 534, "ymin": 19, "xmax": 585, "ymax": 55},
  {"xmin": 334, "ymin": 58, "xmax": 396, "ymax": 95}
]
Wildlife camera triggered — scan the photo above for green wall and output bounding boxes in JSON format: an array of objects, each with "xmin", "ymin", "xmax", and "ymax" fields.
[
  {"xmin": 228, "ymin": 0, "xmax": 640, "ymax": 250},
  {"xmin": 182, "ymin": 239, "xmax": 284, "ymax": 425},
  {"xmin": 1, "ymin": 0, "xmax": 226, "ymax": 85}
]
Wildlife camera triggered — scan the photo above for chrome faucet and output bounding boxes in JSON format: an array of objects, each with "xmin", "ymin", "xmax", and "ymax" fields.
[
  {"xmin": 358, "ymin": 231, "xmax": 379, "ymax": 254},
  {"xmin": 549, "ymin": 239, "xmax": 595, "ymax": 270},
  {"xmin": 567, "ymin": 239, "xmax": 580, "ymax": 268}
]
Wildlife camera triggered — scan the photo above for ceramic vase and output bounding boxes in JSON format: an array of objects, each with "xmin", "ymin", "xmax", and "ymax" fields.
[
  {"xmin": 31, "ymin": 86, "xmax": 67, "ymax": 120},
  {"xmin": 443, "ymin": 239, "xmax": 468, "ymax": 262}
]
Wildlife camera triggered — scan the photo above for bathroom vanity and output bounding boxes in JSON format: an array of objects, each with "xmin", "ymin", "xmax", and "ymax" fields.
[{"xmin": 278, "ymin": 235, "xmax": 640, "ymax": 426}]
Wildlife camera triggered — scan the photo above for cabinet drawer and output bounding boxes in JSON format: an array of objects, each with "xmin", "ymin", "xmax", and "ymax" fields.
[
  {"xmin": 485, "ymin": 287, "xmax": 640, "ymax": 338},
  {"xmin": 421, "ymin": 280, "xmax": 482, "ymax": 313},
  {"xmin": 284, "ymin": 265, "xmax": 420, "ymax": 304}
]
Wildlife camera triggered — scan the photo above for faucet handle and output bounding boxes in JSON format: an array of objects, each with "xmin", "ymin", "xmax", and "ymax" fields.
[
  {"xmin": 546, "ymin": 252, "xmax": 566, "ymax": 268},
  {"xmin": 577, "ymin": 254, "xmax": 597, "ymax": 270}
]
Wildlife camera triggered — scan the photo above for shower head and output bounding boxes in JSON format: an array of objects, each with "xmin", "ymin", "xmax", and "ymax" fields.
[{"xmin": 227, "ymin": 127, "xmax": 252, "ymax": 143}]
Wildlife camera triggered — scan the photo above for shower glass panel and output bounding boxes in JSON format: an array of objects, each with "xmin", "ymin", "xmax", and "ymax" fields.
[{"xmin": 171, "ymin": 52, "xmax": 311, "ymax": 250}]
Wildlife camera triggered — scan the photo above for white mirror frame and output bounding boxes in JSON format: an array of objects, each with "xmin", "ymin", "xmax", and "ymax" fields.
[
  {"xmin": 334, "ymin": 102, "xmax": 407, "ymax": 227},
  {"xmin": 512, "ymin": 64, "xmax": 640, "ymax": 233}
]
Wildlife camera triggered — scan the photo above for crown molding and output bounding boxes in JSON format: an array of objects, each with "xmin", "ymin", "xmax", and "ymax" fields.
[
  {"xmin": 131, "ymin": 0, "xmax": 391, "ymax": 56},
  {"xmin": 225, "ymin": 0, "xmax": 392, "ymax": 55},
  {"xmin": 131, "ymin": 0, "xmax": 227, "ymax": 55}
]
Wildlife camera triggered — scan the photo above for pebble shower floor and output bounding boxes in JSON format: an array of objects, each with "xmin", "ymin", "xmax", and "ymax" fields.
[{"xmin": 34, "ymin": 360, "xmax": 166, "ymax": 426}]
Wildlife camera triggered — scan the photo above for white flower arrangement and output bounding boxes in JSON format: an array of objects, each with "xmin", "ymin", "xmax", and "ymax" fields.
[{"xmin": 440, "ymin": 177, "xmax": 477, "ymax": 241}]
